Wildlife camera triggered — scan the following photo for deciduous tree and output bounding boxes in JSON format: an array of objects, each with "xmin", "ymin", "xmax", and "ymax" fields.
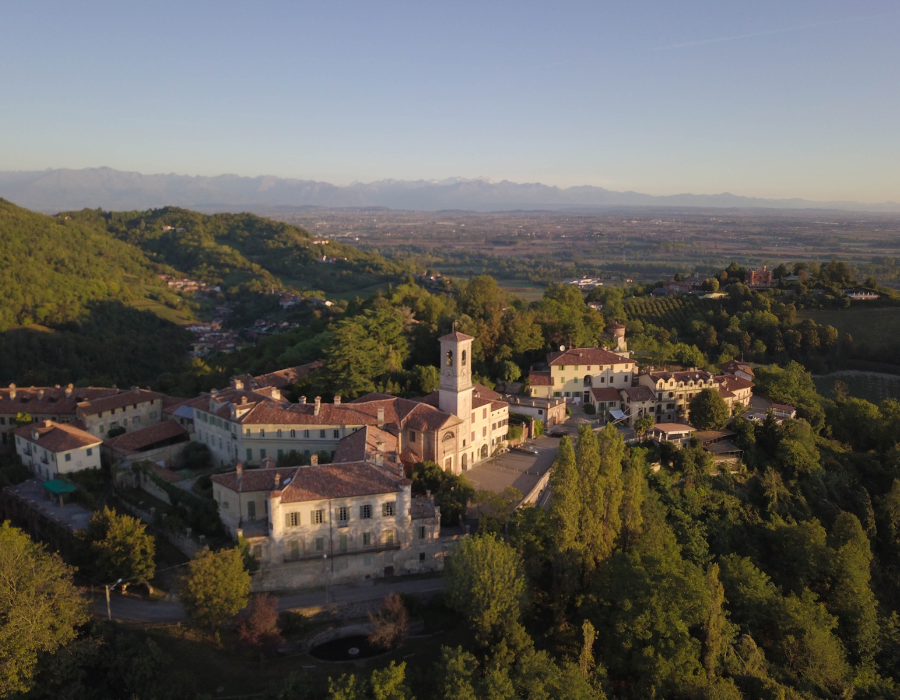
[{"xmin": 179, "ymin": 547, "xmax": 250, "ymax": 630}]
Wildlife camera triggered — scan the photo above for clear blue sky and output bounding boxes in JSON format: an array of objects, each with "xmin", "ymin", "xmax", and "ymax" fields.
[{"xmin": 2, "ymin": 1, "xmax": 898, "ymax": 201}]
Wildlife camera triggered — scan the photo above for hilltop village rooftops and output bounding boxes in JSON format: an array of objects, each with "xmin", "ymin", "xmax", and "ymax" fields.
[
  {"xmin": 211, "ymin": 460, "xmax": 409, "ymax": 503},
  {"xmin": 546, "ymin": 347, "xmax": 633, "ymax": 367},
  {"xmin": 0, "ymin": 385, "xmax": 121, "ymax": 416},
  {"xmin": 13, "ymin": 420, "xmax": 101, "ymax": 453}
]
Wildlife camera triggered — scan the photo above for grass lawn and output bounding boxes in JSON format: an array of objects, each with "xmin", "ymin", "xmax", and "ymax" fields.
[
  {"xmin": 495, "ymin": 278, "xmax": 547, "ymax": 302},
  {"xmin": 128, "ymin": 298, "xmax": 197, "ymax": 325},
  {"xmin": 798, "ymin": 307, "xmax": 900, "ymax": 353},
  {"xmin": 813, "ymin": 371, "xmax": 900, "ymax": 403}
]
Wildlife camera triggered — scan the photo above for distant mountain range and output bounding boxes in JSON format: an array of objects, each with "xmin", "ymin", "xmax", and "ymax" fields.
[{"xmin": 1, "ymin": 167, "xmax": 898, "ymax": 214}]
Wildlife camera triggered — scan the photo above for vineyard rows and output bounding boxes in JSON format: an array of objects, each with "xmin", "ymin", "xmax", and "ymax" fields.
[{"xmin": 625, "ymin": 296, "xmax": 719, "ymax": 329}]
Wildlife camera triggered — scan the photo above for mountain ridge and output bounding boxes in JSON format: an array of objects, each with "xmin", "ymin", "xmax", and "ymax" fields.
[{"xmin": 1, "ymin": 166, "xmax": 898, "ymax": 214}]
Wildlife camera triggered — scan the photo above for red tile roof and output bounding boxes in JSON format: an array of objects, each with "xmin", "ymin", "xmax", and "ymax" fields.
[
  {"xmin": 253, "ymin": 361, "xmax": 322, "ymax": 389},
  {"xmin": 438, "ymin": 331, "xmax": 475, "ymax": 342},
  {"xmin": 14, "ymin": 420, "xmax": 102, "ymax": 453},
  {"xmin": 622, "ymin": 386, "xmax": 656, "ymax": 402},
  {"xmin": 212, "ymin": 467, "xmax": 301, "ymax": 493},
  {"xmin": 104, "ymin": 421, "xmax": 189, "ymax": 455},
  {"xmin": 278, "ymin": 461, "xmax": 409, "ymax": 503},
  {"xmin": 591, "ymin": 387, "xmax": 622, "ymax": 402},
  {"xmin": 546, "ymin": 347, "xmax": 633, "ymax": 367},
  {"xmin": 720, "ymin": 360, "xmax": 755, "ymax": 377},
  {"xmin": 333, "ymin": 426, "xmax": 398, "ymax": 464},
  {"xmin": 0, "ymin": 385, "xmax": 119, "ymax": 417},
  {"xmin": 528, "ymin": 371, "xmax": 552, "ymax": 386},
  {"xmin": 472, "ymin": 383, "xmax": 502, "ymax": 401}
]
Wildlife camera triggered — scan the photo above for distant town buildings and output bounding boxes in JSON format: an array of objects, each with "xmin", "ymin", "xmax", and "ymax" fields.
[{"xmin": 745, "ymin": 266, "xmax": 774, "ymax": 288}]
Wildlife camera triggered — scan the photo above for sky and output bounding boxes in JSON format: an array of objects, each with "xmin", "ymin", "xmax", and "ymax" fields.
[{"xmin": 1, "ymin": 1, "xmax": 898, "ymax": 202}]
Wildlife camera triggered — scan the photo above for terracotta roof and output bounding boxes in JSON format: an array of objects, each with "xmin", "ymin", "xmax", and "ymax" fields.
[
  {"xmin": 253, "ymin": 361, "xmax": 322, "ymax": 389},
  {"xmin": 104, "ymin": 421, "xmax": 189, "ymax": 455},
  {"xmin": 438, "ymin": 331, "xmax": 475, "ymax": 342},
  {"xmin": 76, "ymin": 389, "xmax": 167, "ymax": 417},
  {"xmin": 652, "ymin": 423, "xmax": 697, "ymax": 434},
  {"xmin": 490, "ymin": 400, "xmax": 508, "ymax": 411},
  {"xmin": 333, "ymin": 426, "xmax": 398, "ymax": 464},
  {"xmin": 472, "ymin": 383, "xmax": 502, "ymax": 401},
  {"xmin": 591, "ymin": 388, "xmax": 622, "ymax": 401},
  {"xmin": 278, "ymin": 461, "xmax": 409, "ymax": 503},
  {"xmin": 649, "ymin": 370, "xmax": 714, "ymax": 383},
  {"xmin": 212, "ymin": 467, "xmax": 301, "ymax": 493},
  {"xmin": 720, "ymin": 360, "xmax": 755, "ymax": 376},
  {"xmin": 772, "ymin": 403, "xmax": 796, "ymax": 412},
  {"xmin": 546, "ymin": 347, "xmax": 633, "ymax": 367},
  {"xmin": 717, "ymin": 375, "xmax": 754, "ymax": 392},
  {"xmin": 0, "ymin": 386, "xmax": 119, "ymax": 416},
  {"xmin": 622, "ymin": 386, "xmax": 656, "ymax": 402},
  {"xmin": 14, "ymin": 420, "xmax": 102, "ymax": 453},
  {"xmin": 528, "ymin": 371, "xmax": 552, "ymax": 386}
]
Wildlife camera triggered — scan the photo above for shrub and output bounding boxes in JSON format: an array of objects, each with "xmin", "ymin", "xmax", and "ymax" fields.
[{"xmin": 583, "ymin": 404, "xmax": 596, "ymax": 415}]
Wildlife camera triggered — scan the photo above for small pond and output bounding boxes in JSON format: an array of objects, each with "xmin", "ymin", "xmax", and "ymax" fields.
[{"xmin": 309, "ymin": 634, "xmax": 385, "ymax": 661}]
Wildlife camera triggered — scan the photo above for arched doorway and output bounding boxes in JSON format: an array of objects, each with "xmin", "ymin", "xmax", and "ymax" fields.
[
  {"xmin": 461, "ymin": 453, "xmax": 467, "ymax": 471},
  {"xmin": 480, "ymin": 444, "xmax": 488, "ymax": 460}
]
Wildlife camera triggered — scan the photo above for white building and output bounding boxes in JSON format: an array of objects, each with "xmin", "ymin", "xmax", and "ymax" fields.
[{"xmin": 14, "ymin": 420, "xmax": 102, "ymax": 480}]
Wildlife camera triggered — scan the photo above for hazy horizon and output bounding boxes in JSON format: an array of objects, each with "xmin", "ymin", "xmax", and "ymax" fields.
[{"xmin": 3, "ymin": 2, "xmax": 899, "ymax": 203}]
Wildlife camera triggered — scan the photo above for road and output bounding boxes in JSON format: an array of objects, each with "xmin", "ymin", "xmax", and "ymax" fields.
[{"xmin": 90, "ymin": 576, "xmax": 446, "ymax": 623}]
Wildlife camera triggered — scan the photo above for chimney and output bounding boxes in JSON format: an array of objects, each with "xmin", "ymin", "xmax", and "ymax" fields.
[
  {"xmin": 37, "ymin": 389, "xmax": 44, "ymax": 401},
  {"xmin": 233, "ymin": 378, "xmax": 244, "ymax": 390},
  {"xmin": 377, "ymin": 407, "xmax": 385, "ymax": 424},
  {"xmin": 132, "ymin": 386, "xmax": 140, "ymax": 394},
  {"xmin": 299, "ymin": 396, "xmax": 307, "ymax": 404},
  {"xmin": 31, "ymin": 428, "xmax": 39, "ymax": 441},
  {"xmin": 274, "ymin": 473, "xmax": 281, "ymax": 488},
  {"xmin": 43, "ymin": 419, "xmax": 52, "ymax": 428},
  {"xmin": 9, "ymin": 383, "xmax": 16, "ymax": 400},
  {"xmin": 375, "ymin": 453, "xmax": 384, "ymax": 466},
  {"xmin": 236, "ymin": 462, "xmax": 243, "ymax": 484},
  {"xmin": 241, "ymin": 396, "xmax": 248, "ymax": 404},
  {"xmin": 310, "ymin": 454, "xmax": 318, "ymax": 466},
  {"xmin": 334, "ymin": 395, "xmax": 341, "ymax": 406},
  {"xmin": 314, "ymin": 396, "xmax": 321, "ymax": 417},
  {"xmin": 65, "ymin": 384, "xmax": 73, "ymax": 399}
]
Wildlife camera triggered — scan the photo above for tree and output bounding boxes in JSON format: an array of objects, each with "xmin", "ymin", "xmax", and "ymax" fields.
[
  {"xmin": 179, "ymin": 547, "xmax": 250, "ymax": 630},
  {"xmin": 446, "ymin": 533, "xmax": 526, "ymax": 645},
  {"xmin": 236, "ymin": 593, "xmax": 282, "ymax": 659},
  {"xmin": 367, "ymin": 593, "xmax": 410, "ymax": 649},
  {"xmin": 410, "ymin": 461, "xmax": 475, "ymax": 526},
  {"xmin": 549, "ymin": 436, "xmax": 580, "ymax": 555},
  {"xmin": 688, "ymin": 388, "xmax": 730, "ymax": 430},
  {"xmin": 634, "ymin": 414, "xmax": 654, "ymax": 439},
  {"xmin": 370, "ymin": 661, "xmax": 413, "ymax": 700},
  {"xmin": 80, "ymin": 506, "xmax": 156, "ymax": 589},
  {"xmin": 0, "ymin": 522, "xmax": 89, "ymax": 696}
]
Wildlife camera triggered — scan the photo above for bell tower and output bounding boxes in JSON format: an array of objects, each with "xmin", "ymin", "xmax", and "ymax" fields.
[{"xmin": 438, "ymin": 330, "xmax": 474, "ymax": 419}]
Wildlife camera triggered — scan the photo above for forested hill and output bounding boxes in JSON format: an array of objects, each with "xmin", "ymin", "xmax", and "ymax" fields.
[
  {"xmin": 64, "ymin": 206, "xmax": 412, "ymax": 295},
  {"xmin": 0, "ymin": 199, "xmax": 166, "ymax": 331}
]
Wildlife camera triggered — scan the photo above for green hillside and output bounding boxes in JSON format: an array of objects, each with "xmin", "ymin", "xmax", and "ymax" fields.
[
  {"xmin": 0, "ymin": 199, "xmax": 170, "ymax": 331},
  {"xmin": 65, "ymin": 206, "xmax": 413, "ymax": 295}
]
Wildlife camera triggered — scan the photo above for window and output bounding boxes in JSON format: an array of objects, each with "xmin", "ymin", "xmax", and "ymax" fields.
[
  {"xmin": 86, "ymin": 448, "xmax": 93, "ymax": 457},
  {"xmin": 290, "ymin": 429, "xmax": 296, "ymax": 438},
  {"xmin": 65, "ymin": 453, "xmax": 71, "ymax": 462},
  {"xmin": 315, "ymin": 537, "xmax": 324, "ymax": 552},
  {"xmin": 260, "ymin": 449, "xmax": 267, "ymax": 459},
  {"xmin": 289, "ymin": 540, "xmax": 300, "ymax": 559},
  {"xmin": 409, "ymin": 430, "xmax": 416, "ymax": 443},
  {"xmin": 277, "ymin": 429, "xmax": 282, "ymax": 438},
  {"xmin": 247, "ymin": 501, "xmax": 256, "ymax": 518},
  {"xmin": 554, "ymin": 392, "xmax": 561, "ymax": 398},
  {"xmin": 246, "ymin": 448, "xmax": 253, "ymax": 460},
  {"xmin": 360, "ymin": 504, "xmax": 372, "ymax": 519},
  {"xmin": 337, "ymin": 506, "xmax": 349, "ymax": 522},
  {"xmin": 419, "ymin": 552, "xmax": 426, "ymax": 561},
  {"xmin": 319, "ymin": 429, "xmax": 325, "ymax": 439},
  {"xmin": 560, "ymin": 365, "xmax": 566, "ymax": 370},
  {"xmin": 304, "ymin": 429, "xmax": 310, "ymax": 438},
  {"xmin": 333, "ymin": 429, "xmax": 340, "ymax": 439},
  {"xmin": 313, "ymin": 509, "xmax": 324, "ymax": 524},
  {"xmin": 482, "ymin": 427, "xmax": 487, "ymax": 437},
  {"xmin": 418, "ymin": 525, "xmax": 426, "ymax": 539},
  {"xmin": 246, "ymin": 428, "xmax": 251, "ymax": 437},
  {"xmin": 462, "ymin": 349, "xmax": 467, "ymax": 366},
  {"xmin": 446, "ymin": 350, "xmax": 453, "ymax": 366},
  {"xmin": 277, "ymin": 449, "xmax": 284, "ymax": 458},
  {"xmin": 384, "ymin": 530, "xmax": 395, "ymax": 546},
  {"xmin": 363, "ymin": 532, "xmax": 371, "ymax": 546},
  {"xmin": 286, "ymin": 512, "xmax": 300, "ymax": 527},
  {"xmin": 260, "ymin": 429, "xmax": 266, "ymax": 438},
  {"xmin": 574, "ymin": 365, "xmax": 579, "ymax": 370},
  {"xmin": 483, "ymin": 408, "xmax": 487, "ymax": 419},
  {"xmin": 383, "ymin": 501, "xmax": 395, "ymax": 517}
]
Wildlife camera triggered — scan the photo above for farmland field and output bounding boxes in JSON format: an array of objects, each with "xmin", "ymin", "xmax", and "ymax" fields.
[
  {"xmin": 127, "ymin": 298, "xmax": 197, "ymax": 325},
  {"xmin": 798, "ymin": 307, "xmax": 900, "ymax": 353},
  {"xmin": 813, "ymin": 371, "xmax": 900, "ymax": 403}
]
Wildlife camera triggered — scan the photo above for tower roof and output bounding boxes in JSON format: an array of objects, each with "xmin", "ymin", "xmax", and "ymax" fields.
[{"xmin": 438, "ymin": 331, "xmax": 475, "ymax": 342}]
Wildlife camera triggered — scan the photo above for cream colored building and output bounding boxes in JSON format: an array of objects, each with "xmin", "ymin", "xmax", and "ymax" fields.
[
  {"xmin": 188, "ymin": 332, "xmax": 508, "ymax": 476},
  {"xmin": 76, "ymin": 388, "xmax": 168, "ymax": 439},
  {"xmin": 529, "ymin": 347, "xmax": 637, "ymax": 404},
  {"xmin": 14, "ymin": 420, "xmax": 102, "ymax": 480},
  {"xmin": 211, "ymin": 459, "xmax": 450, "ymax": 586},
  {"xmin": 638, "ymin": 370, "xmax": 754, "ymax": 424}
]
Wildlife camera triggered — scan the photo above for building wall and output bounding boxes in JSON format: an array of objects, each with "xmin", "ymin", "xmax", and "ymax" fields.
[
  {"xmin": 15, "ymin": 436, "xmax": 101, "ymax": 480},
  {"xmin": 81, "ymin": 398, "xmax": 164, "ymax": 439},
  {"xmin": 531, "ymin": 361, "xmax": 636, "ymax": 401}
]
